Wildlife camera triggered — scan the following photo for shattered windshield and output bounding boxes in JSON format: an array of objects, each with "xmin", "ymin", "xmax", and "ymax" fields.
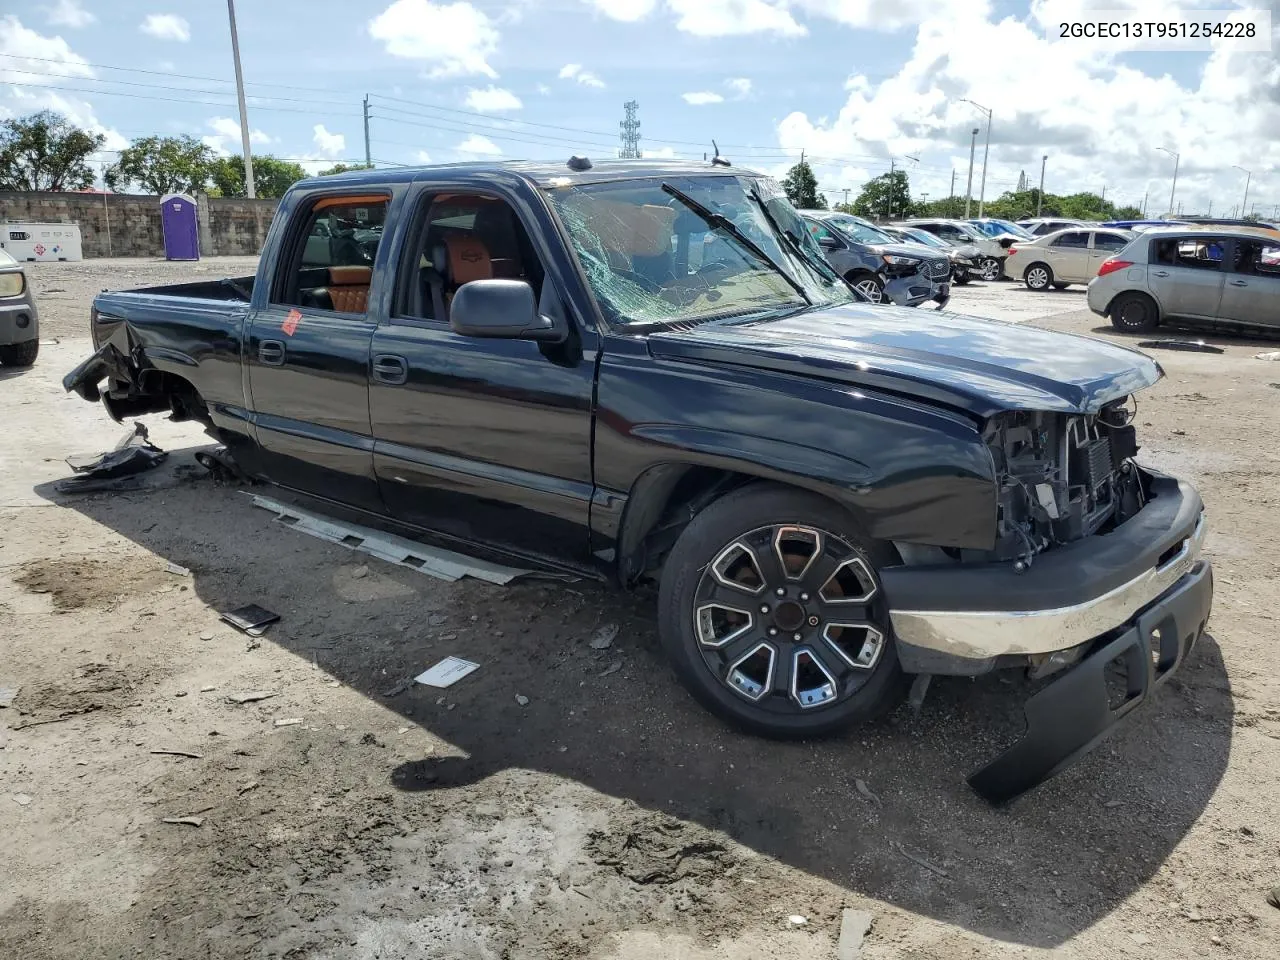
[{"xmin": 545, "ymin": 174, "xmax": 853, "ymax": 327}]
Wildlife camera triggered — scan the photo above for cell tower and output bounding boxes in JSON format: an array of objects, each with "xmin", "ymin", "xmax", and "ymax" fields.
[{"xmin": 619, "ymin": 100, "xmax": 642, "ymax": 159}]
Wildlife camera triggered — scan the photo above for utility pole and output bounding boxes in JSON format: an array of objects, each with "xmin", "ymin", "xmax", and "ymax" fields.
[
  {"xmin": 964, "ymin": 127, "xmax": 978, "ymax": 219},
  {"xmin": 1157, "ymin": 147, "xmax": 1179, "ymax": 217},
  {"xmin": 226, "ymin": 0, "xmax": 255, "ymax": 199},
  {"xmin": 960, "ymin": 99, "xmax": 993, "ymax": 218},
  {"xmin": 842, "ymin": 187, "xmax": 849, "ymax": 207},
  {"xmin": 1141, "ymin": 188, "xmax": 1148, "ymax": 217},
  {"xmin": 1101, "ymin": 183, "xmax": 1106, "ymax": 202},
  {"xmin": 1234, "ymin": 165, "xmax": 1251, "ymax": 216},
  {"xmin": 1207, "ymin": 199, "xmax": 1212, "ymax": 216},
  {"xmin": 1036, "ymin": 154, "xmax": 1046, "ymax": 217},
  {"xmin": 363, "ymin": 95, "xmax": 372, "ymax": 167}
]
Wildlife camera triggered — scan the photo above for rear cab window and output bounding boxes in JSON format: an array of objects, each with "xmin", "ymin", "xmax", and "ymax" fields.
[
  {"xmin": 274, "ymin": 194, "xmax": 390, "ymax": 315},
  {"xmin": 1232, "ymin": 238, "xmax": 1280, "ymax": 276},
  {"xmin": 1092, "ymin": 232, "xmax": 1130, "ymax": 252},
  {"xmin": 1153, "ymin": 236, "xmax": 1226, "ymax": 271}
]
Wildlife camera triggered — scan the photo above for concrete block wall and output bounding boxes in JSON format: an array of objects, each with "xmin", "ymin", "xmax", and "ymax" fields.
[{"xmin": 0, "ymin": 191, "xmax": 279, "ymax": 258}]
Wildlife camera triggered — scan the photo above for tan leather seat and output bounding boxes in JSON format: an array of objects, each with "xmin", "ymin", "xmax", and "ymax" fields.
[
  {"xmin": 322, "ymin": 265, "xmax": 372, "ymax": 313},
  {"xmin": 443, "ymin": 235, "xmax": 493, "ymax": 312}
]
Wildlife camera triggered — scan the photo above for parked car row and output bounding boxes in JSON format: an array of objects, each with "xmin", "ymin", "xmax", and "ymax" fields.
[
  {"xmin": 1004, "ymin": 227, "xmax": 1136, "ymax": 289},
  {"xmin": 799, "ymin": 210, "xmax": 952, "ymax": 308}
]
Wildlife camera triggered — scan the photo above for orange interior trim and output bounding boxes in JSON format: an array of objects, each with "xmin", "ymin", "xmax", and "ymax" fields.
[{"xmin": 313, "ymin": 194, "xmax": 389, "ymax": 211}]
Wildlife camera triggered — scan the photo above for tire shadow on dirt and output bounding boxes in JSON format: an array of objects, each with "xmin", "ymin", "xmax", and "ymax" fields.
[{"xmin": 38, "ymin": 461, "xmax": 1234, "ymax": 949}]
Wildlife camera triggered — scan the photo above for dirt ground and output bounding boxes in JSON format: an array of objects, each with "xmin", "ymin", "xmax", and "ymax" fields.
[{"xmin": 2, "ymin": 258, "xmax": 1278, "ymax": 959}]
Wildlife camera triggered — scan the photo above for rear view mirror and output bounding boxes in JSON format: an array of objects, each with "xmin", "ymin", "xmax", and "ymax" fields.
[{"xmin": 450, "ymin": 279, "xmax": 565, "ymax": 342}]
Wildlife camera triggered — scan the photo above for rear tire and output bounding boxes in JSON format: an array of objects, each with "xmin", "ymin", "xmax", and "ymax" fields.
[
  {"xmin": 657, "ymin": 483, "xmax": 905, "ymax": 740},
  {"xmin": 1109, "ymin": 291, "xmax": 1159, "ymax": 332},
  {"xmin": 1023, "ymin": 263, "xmax": 1053, "ymax": 291},
  {"xmin": 0, "ymin": 339, "xmax": 38, "ymax": 367},
  {"xmin": 952, "ymin": 272, "xmax": 971, "ymax": 286}
]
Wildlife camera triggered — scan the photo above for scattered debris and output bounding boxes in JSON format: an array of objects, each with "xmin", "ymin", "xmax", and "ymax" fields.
[
  {"xmin": 414, "ymin": 656, "xmax": 480, "ymax": 689},
  {"xmin": 515, "ymin": 695, "xmax": 529, "ymax": 707},
  {"xmin": 1130, "ymin": 932, "xmax": 1152, "ymax": 946},
  {"xmin": 0, "ymin": 685, "xmax": 18, "ymax": 709},
  {"xmin": 173, "ymin": 691, "xmax": 188, "ymax": 698},
  {"xmin": 837, "ymin": 909, "xmax": 874, "ymax": 960},
  {"xmin": 854, "ymin": 778, "xmax": 881, "ymax": 805},
  {"xmin": 1267, "ymin": 886, "xmax": 1280, "ymax": 910},
  {"xmin": 199, "ymin": 685, "xmax": 216, "ymax": 693},
  {"xmin": 250, "ymin": 494, "xmax": 539, "ymax": 585},
  {"xmin": 599, "ymin": 661, "xmax": 622, "ymax": 678},
  {"xmin": 1137, "ymin": 339, "xmax": 1224, "ymax": 354},
  {"xmin": 590, "ymin": 624, "xmax": 619, "ymax": 650},
  {"xmin": 380, "ymin": 679, "xmax": 412, "ymax": 698},
  {"xmin": 786, "ymin": 915, "xmax": 808, "ymax": 927},
  {"xmin": 219, "ymin": 604, "xmax": 280, "ymax": 637},
  {"xmin": 226, "ymin": 691, "xmax": 277, "ymax": 705},
  {"xmin": 161, "ymin": 816, "xmax": 205, "ymax": 827},
  {"xmin": 12, "ymin": 793, "xmax": 33, "ymax": 806},
  {"xmin": 149, "ymin": 749, "xmax": 203, "ymax": 759},
  {"xmin": 58, "ymin": 422, "xmax": 167, "ymax": 493},
  {"xmin": 164, "ymin": 561, "xmax": 191, "ymax": 577},
  {"xmin": 273, "ymin": 718, "xmax": 302, "ymax": 727},
  {"xmin": 193, "ymin": 445, "xmax": 251, "ymax": 483},
  {"xmin": 1254, "ymin": 351, "xmax": 1280, "ymax": 361},
  {"xmin": 238, "ymin": 781, "xmax": 260, "ymax": 795},
  {"xmin": 891, "ymin": 841, "xmax": 949, "ymax": 878},
  {"xmin": 1103, "ymin": 799, "xmax": 1124, "ymax": 808},
  {"xmin": 199, "ymin": 631, "xmax": 214, "ymax": 641},
  {"xmin": 428, "ymin": 614, "xmax": 448, "ymax": 626},
  {"xmin": 351, "ymin": 565, "xmax": 369, "ymax": 579}
]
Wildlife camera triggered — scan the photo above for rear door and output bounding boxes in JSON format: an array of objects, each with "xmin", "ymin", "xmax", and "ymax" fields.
[
  {"xmin": 1147, "ymin": 234, "xmax": 1227, "ymax": 319},
  {"xmin": 1046, "ymin": 230, "xmax": 1091, "ymax": 281},
  {"xmin": 367, "ymin": 182, "xmax": 599, "ymax": 566},
  {"xmin": 1218, "ymin": 238, "xmax": 1280, "ymax": 328},
  {"xmin": 1088, "ymin": 231, "xmax": 1131, "ymax": 277},
  {"xmin": 246, "ymin": 191, "xmax": 395, "ymax": 512}
]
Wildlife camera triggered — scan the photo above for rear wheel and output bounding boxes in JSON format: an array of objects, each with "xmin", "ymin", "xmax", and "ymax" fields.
[
  {"xmin": 1110, "ymin": 291, "xmax": 1159, "ymax": 332},
  {"xmin": 657, "ymin": 484, "xmax": 904, "ymax": 739},
  {"xmin": 1023, "ymin": 263, "xmax": 1053, "ymax": 291},
  {"xmin": 0, "ymin": 340, "xmax": 38, "ymax": 367},
  {"xmin": 847, "ymin": 272, "xmax": 885, "ymax": 304}
]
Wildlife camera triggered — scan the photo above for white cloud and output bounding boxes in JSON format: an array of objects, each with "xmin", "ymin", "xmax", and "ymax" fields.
[
  {"xmin": 558, "ymin": 63, "xmax": 605, "ymax": 88},
  {"xmin": 790, "ymin": 0, "xmax": 934, "ymax": 31},
  {"xmin": 415, "ymin": 150, "xmax": 433, "ymax": 163},
  {"xmin": 47, "ymin": 0, "xmax": 95, "ymax": 28},
  {"xmin": 582, "ymin": 0, "xmax": 658, "ymax": 19},
  {"xmin": 647, "ymin": 146, "xmax": 678, "ymax": 159},
  {"xmin": 313, "ymin": 124, "xmax": 345, "ymax": 158},
  {"xmin": 464, "ymin": 85, "xmax": 523, "ymax": 112},
  {"xmin": 140, "ymin": 14, "xmax": 190, "ymax": 42},
  {"xmin": 369, "ymin": 0, "xmax": 500, "ymax": 79},
  {"xmin": 202, "ymin": 116, "xmax": 272, "ymax": 156},
  {"xmin": 726, "ymin": 77, "xmax": 752, "ymax": 98},
  {"xmin": 536, "ymin": 83, "xmax": 552, "ymax": 95},
  {"xmin": 0, "ymin": 15, "xmax": 94, "ymax": 85},
  {"xmin": 682, "ymin": 91, "xmax": 725, "ymax": 106},
  {"xmin": 456, "ymin": 134, "xmax": 502, "ymax": 156},
  {"xmin": 667, "ymin": 0, "xmax": 805, "ymax": 37}
]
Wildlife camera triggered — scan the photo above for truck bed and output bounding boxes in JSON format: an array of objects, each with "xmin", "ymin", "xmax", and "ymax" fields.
[{"xmin": 119, "ymin": 276, "xmax": 256, "ymax": 302}]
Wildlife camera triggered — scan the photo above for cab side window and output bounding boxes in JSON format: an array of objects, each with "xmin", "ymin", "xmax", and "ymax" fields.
[
  {"xmin": 1051, "ymin": 231, "xmax": 1088, "ymax": 248},
  {"xmin": 1093, "ymin": 232, "xmax": 1129, "ymax": 252},
  {"xmin": 398, "ymin": 194, "xmax": 545, "ymax": 322},
  {"xmin": 1233, "ymin": 239, "xmax": 1280, "ymax": 277},
  {"xmin": 276, "ymin": 195, "xmax": 389, "ymax": 315},
  {"xmin": 1154, "ymin": 237, "xmax": 1225, "ymax": 270}
]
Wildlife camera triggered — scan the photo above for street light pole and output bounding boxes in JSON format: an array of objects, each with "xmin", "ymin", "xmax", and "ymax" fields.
[
  {"xmin": 961, "ymin": 99, "xmax": 992, "ymax": 218},
  {"xmin": 1036, "ymin": 154, "xmax": 1046, "ymax": 217},
  {"xmin": 964, "ymin": 127, "xmax": 979, "ymax": 219},
  {"xmin": 1156, "ymin": 147, "xmax": 1178, "ymax": 217},
  {"xmin": 226, "ymin": 0, "xmax": 255, "ymax": 199},
  {"xmin": 1233, "ymin": 165, "xmax": 1251, "ymax": 217}
]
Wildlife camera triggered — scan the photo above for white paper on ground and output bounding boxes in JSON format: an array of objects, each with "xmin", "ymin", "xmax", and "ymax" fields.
[{"xmin": 415, "ymin": 657, "xmax": 480, "ymax": 688}]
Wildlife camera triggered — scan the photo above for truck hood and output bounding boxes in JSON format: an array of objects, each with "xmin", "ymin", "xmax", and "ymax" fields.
[{"xmin": 647, "ymin": 302, "xmax": 1162, "ymax": 417}]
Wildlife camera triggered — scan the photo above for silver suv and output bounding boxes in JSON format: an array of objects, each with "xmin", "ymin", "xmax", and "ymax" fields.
[
  {"xmin": 900, "ymin": 218, "xmax": 1008, "ymax": 281},
  {"xmin": 1087, "ymin": 228, "xmax": 1280, "ymax": 333}
]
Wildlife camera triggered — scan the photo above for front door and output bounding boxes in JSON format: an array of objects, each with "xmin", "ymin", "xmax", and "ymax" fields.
[
  {"xmin": 368, "ymin": 187, "xmax": 599, "ymax": 566},
  {"xmin": 1218, "ymin": 238, "xmax": 1280, "ymax": 328},
  {"xmin": 246, "ymin": 191, "xmax": 393, "ymax": 512},
  {"xmin": 1046, "ymin": 230, "xmax": 1091, "ymax": 281},
  {"xmin": 1147, "ymin": 235, "xmax": 1227, "ymax": 319}
]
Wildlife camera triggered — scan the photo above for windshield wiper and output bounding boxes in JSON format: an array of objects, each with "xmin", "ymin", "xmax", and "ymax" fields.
[
  {"xmin": 748, "ymin": 189, "xmax": 842, "ymax": 285},
  {"xmin": 660, "ymin": 182, "xmax": 810, "ymax": 305}
]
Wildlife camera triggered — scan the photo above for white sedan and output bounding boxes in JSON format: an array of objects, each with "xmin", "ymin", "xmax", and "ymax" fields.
[{"xmin": 1003, "ymin": 227, "xmax": 1135, "ymax": 290}]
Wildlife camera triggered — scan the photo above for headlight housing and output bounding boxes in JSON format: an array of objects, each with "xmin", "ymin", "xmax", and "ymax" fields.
[
  {"xmin": 0, "ymin": 272, "xmax": 24, "ymax": 297},
  {"xmin": 881, "ymin": 254, "xmax": 920, "ymax": 267}
]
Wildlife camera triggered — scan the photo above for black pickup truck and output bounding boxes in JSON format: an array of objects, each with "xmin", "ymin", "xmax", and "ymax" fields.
[{"xmin": 64, "ymin": 160, "xmax": 1212, "ymax": 803}]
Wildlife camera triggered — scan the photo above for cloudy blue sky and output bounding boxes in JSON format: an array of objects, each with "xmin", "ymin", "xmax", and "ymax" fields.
[{"xmin": 2, "ymin": 0, "xmax": 1277, "ymax": 216}]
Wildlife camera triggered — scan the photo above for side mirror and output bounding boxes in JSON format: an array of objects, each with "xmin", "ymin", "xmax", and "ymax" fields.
[
  {"xmin": 818, "ymin": 235, "xmax": 841, "ymax": 250},
  {"xmin": 450, "ymin": 279, "xmax": 565, "ymax": 343}
]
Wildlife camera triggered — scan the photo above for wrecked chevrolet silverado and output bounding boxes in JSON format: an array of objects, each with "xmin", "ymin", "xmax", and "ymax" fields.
[{"xmin": 63, "ymin": 159, "xmax": 1213, "ymax": 803}]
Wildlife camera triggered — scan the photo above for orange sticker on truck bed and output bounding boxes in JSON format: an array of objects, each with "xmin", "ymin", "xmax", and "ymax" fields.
[{"xmin": 282, "ymin": 309, "xmax": 302, "ymax": 336}]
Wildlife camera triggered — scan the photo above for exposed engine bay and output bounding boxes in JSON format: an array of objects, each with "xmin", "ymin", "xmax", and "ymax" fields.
[{"xmin": 984, "ymin": 398, "xmax": 1146, "ymax": 567}]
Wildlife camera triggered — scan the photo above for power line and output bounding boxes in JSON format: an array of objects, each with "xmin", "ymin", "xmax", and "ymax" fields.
[
  {"xmin": 3, "ymin": 80, "xmax": 361, "ymax": 116},
  {"xmin": 0, "ymin": 66, "xmax": 353, "ymax": 108}
]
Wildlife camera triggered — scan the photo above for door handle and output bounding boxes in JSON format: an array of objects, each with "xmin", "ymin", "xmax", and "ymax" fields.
[
  {"xmin": 1152, "ymin": 270, "xmax": 1170, "ymax": 277},
  {"xmin": 1229, "ymin": 279, "xmax": 1248, "ymax": 287},
  {"xmin": 372, "ymin": 354, "xmax": 408, "ymax": 385},
  {"xmin": 258, "ymin": 340, "xmax": 285, "ymax": 365}
]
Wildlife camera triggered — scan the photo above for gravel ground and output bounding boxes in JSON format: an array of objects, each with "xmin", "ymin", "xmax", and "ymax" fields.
[{"xmin": 2, "ymin": 260, "xmax": 1278, "ymax": 959}]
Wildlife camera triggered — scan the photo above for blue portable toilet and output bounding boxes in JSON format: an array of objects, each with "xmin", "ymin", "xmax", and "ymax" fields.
[{"xmin": 160, "ymin": 193, "xmax": 200, "ymax": 260}]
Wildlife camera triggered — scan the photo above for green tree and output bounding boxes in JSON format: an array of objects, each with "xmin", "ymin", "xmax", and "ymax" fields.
[
  {"xmin": 317, "ymin": 162, "xmax": 372, "ymax": 176},
  {"xmin": 106, "ymin": 135, "xmax": 213, "ymax": 195},
  {"xmin": 209, "ymin": 155, "xmax": 308, "ymax": 199},
  {"xmin": 782, "ymin": 160, "xmax": 826, "ymax": 209},
  {"xmin": 851, "ymin": 170, "xmax": 913, "ymax": 220},
  {"xmin": 0, "ymin": 111, "xmax": 104, "ymax": 191}
]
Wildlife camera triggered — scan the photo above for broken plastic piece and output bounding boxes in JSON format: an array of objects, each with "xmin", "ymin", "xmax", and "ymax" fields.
[
  {"xmin": 415, "ymin": 657, "xmax": 480, "ymax": 688},
  {"xmin": 60, "ymin": 421, "xmax": 167, "ymax": 492},
  {"xmin": 219, "ymin": 604, "xmax": 280, "ymax": 636}
]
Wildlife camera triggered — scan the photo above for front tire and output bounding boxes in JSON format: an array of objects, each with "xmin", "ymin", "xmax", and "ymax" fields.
[
  {"xmin": 848, "ymin": 272, "xmax": 886, "ymax": 304},
  {"xmin": 657, "ymin": 483, "xmax": 904, "ymax": 739},
  {"xmin": 0, "ymin": 339, "xmax": 38, "ymax": 367},
  {"xmin": 979, "ymin": 257, "xmax": 1001, "ymax": 282},
  {"xmin": 1110, "ymin": 291, "xmax": 1159, "ymax": 332},
  {"xmin": 1023, "ymin": 263, "xmax": 1053, "ymax": 291}
]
